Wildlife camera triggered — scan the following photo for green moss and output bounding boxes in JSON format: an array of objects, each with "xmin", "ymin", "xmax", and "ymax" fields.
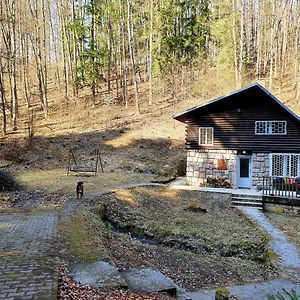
[
  {"xmin": 264, "ymin": 249, "xmax": 279, "ymax": 263},
  {"xmin": 273, "ymin": 207, "xmax": 285, "ymax": 214},
  {"xmin": 97, "ymin": 203, "xmax": 108, "ymax": 220},
  {"xmin": 6, "ymin": 273, "xmax": 18, "ymax": 280},
  {"xmin": 62, "ymin": 208, "xmax": 110, "ymax": 263},
  {"xmin": 216, "ymin": 287, "xmax": 230, "ymax": 297}
]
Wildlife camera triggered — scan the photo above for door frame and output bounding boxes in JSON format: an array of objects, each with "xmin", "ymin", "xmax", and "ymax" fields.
[{"xmin": 237, "ymin": 155, "xmax": 252, "ymax": 188}]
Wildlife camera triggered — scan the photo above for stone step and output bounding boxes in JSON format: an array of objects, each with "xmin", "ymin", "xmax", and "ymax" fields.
[
  {"xmin": 232, "ymin": 205, "xmax": 263, "ymax": 210},
  {"xmin": 231, "ymin": 200, "xmax": 263, "ymax": 209},
  {"xmin": 231, "ymin": 194, "xmax": 262, "ymax": 199},
  {"xmin": 231, "ymin": 196, "xmax": 263, "ymax": 202},
  {"xmin": 232, "ymin": 200, "xmax": 262, "ymax": 206}
]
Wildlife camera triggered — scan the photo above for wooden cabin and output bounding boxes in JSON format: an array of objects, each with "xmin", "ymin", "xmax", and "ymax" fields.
[{"xmin": 173, "ymin": 83, "xmax": 300, "ymax": 189}]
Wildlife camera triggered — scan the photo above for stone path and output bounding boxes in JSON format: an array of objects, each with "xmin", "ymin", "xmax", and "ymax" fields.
[
  {"xmin": 238, "ymin": 207, "xmax": 300, "ymax": 279},
  {"xmin": 188, "ymin": 279, "xmax": 300, "ymax": 300},
  {"xmin": 0, "ymin": 209, "xmax": 58, "ymax": 300},
  {"xmin": 190, "ymin": 207, "xmax": 300, "ymax": 300},
  {"xmin": 1, "ymin": 183, "xmax": 299, "ymax": 300}
]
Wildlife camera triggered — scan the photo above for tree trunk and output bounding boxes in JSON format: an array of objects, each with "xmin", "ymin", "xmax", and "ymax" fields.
[
  {"xmin": 232, "ymin": 0, "xmax": 240, "ymax": 89},
  {"xmin": 148, "ymin": 0, "xmax": 153, "ymax": 106},
  {"xmin": 0, "ymin": 64, "xmax": 7, "ymax": 135},
  {"xmin": 127, "ymin": 0, "xmax": 140, "ymax": 116}
]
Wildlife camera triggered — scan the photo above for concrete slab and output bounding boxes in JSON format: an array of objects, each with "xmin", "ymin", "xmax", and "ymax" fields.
[
  {"xmin": 121, "ymin": 268, "xmax": 178, "ymax": 295},
  {"xmin": 72, "ymin": 261, "xmax": 127, "ymax": 288},
  {"xmin": 170, "ymin": 177, "xmax": 262, "ymax": 197},
  {"xmin": 187, "ymin": 279, "xmax": 300, "ymax": 300}
]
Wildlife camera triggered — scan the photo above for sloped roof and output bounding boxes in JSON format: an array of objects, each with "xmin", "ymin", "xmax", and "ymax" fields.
[{"xmin": 173, "ymin": 82, "xmax": 300, "ymax": 123}]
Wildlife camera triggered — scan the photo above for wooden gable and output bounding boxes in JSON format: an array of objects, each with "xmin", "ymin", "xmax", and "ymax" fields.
[{"xmin": 173, "ymin": 83, "xmax": 300, "ymax": 152}]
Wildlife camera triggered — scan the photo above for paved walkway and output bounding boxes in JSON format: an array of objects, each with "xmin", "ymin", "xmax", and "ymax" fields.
[
  {"xmin": 239, "ymin": 207, "xmax": 300, "ymax": 279},
  {"xmin": 188, "ymin": 279, "xmax": 300, "ymax": 300},
  {"xmin": 189, "ymin": 207, "xmax": 300, "ymax": 300},
  {"xmin": 0, "ymin": 209, "xmax": 58, "ymax": 300},
  {"xmin": 169, "ymin": 177, "xmax": 262, "ymax": 196},
  {"xmin": 0, "ymin": 182, "xmax": 299, "ymax": 300}
]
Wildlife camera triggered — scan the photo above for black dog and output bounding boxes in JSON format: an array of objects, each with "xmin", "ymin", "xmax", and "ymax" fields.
[{"xmin": 76, "ymin": 182, "xmax": 84, "ymax": 199}]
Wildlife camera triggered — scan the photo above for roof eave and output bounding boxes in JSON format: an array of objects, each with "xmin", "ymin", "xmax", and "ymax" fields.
[{"xmin": 173, "ymin": 82, "xmax": 300, "ymax": 124}]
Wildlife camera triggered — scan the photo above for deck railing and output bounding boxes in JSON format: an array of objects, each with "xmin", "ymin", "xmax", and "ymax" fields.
[{"xmin": 262, "ymin": 176, "xmax": 300, "ymax": 198}]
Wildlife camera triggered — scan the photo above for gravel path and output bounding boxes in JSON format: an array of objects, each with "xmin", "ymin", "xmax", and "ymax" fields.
[{"xmin": 0, "ymin": 209, "xmax": 58, "ymax": 300}]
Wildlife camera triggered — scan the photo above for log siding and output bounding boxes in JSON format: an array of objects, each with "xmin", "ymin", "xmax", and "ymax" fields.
[
  {"xmin": 184, "ymin": 93, "xmax": 300, "ymax": 153},
  {"xmin": 174, "ymin": 83, "xmax": 300, "ymax": 188}
]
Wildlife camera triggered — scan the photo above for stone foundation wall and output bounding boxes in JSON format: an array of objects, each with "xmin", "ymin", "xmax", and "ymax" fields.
[
  {"xmin": 186, "ymin": 149, "xmax": 237, "ymax": 187},
  {"xmin": 263, "ymin": 196, "xmax": 300, "ymax": 216},
  {"xmin": 186, "ymin": 150, "xmax": 270, "ymax": 188},
  {"xmin": 252, "ymin": 153, "xmax": 269, "ymax": 188}
]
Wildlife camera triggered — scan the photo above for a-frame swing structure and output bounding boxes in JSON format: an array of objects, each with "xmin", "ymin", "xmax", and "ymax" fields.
[{"xmin": 67, "ymin": 149, "xmax": 103, "ymax": 176}]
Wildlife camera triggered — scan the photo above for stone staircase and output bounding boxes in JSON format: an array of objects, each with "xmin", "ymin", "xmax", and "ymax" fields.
[{"xmin": 231, "ymin": 194, "xmax": 263, "ymax": 209}]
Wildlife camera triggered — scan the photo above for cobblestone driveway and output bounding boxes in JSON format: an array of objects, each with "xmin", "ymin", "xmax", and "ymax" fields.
[{"xmin": 0, "ymin": 210, "xmax": 58, "ymax": 300}]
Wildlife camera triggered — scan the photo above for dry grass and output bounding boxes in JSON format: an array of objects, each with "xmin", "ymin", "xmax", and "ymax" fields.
[
  {"xmin": 18, "ymin": 169, "xmax": 154, "ymax": 194},
  {"xmin": 97, "ymin": 186, "xmax": 277, "ymax": 290},
  {"xmin": 101, "ymin": 186, "xmax": 269, "ymax": 258},
  {"xmin": 267, "ymin": 213, "xmax": 300, "ymax": 255}
]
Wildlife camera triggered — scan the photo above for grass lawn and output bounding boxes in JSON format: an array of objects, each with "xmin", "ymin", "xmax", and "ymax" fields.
[{"xmin": 18, "ymin": 168, "xmax": 154, "ymax": 194}]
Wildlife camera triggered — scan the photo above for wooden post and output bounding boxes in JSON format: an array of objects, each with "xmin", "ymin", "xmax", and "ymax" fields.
[
  {"xmin": 95, "ymin": 149, "xmax": 104, "ymax": 175},
  {"xmin": 67, "ymin": 151, "xmax": 71, "ymax": 175},
  {"xmin": 67, "ymin": 149, "xmax": 77, "ymax": 176}
]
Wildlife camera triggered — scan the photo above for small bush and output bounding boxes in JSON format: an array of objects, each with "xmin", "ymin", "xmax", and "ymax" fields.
[
  {"xmin": 185, "ymin": 202, "xmax": 207, "ymax": 213},
  {"xmin": 0, "ymin": 171, "xmax": 22, "ymax": 191},
  {"xmin": 215, "ymin": 287, "xmax": 230, "ymax": 300},
  {"xmin": 263, "ymin": 249, "xmax": 278, "ymax": 263},
  {"xmin": 167, "ymin": 154, "xmax": 186, "ymax": 177}
]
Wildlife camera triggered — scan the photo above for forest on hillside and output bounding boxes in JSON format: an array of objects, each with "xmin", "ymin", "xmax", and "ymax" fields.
[{"xmin": 1, "ymin": 0, "xmax": 300, "ymax": 136}]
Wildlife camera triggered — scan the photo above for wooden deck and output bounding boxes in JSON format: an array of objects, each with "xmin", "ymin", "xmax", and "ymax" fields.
[{"xmin": 262, "ymin": 176, "xmax": 300, "ymax": 199}]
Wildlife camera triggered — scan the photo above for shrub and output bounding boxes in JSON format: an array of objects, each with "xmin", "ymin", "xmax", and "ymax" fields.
[
  {"xmin": 263, "ymin": 249, "xmax": 278, "ymax": 263},
  {"xmin": 185, "ymin": 202, "xmax": 207, "ymax": 213},
  {"xmin": 167, "ymin": 154, "xmax": 186, "ymax": 177},
  {"xmin": 0, "ymin": 171, "xmax": 22, "ymax": 191}
]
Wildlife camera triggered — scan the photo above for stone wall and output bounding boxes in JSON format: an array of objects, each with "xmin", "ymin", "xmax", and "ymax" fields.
[
  {"xmin": 186, "ymin": 149, "xmax": 237, "ymax": 187},
  {"xmin": 252, "ymin": 153, "xmax": 269, "ymax": 188},
  {"xmin": 263, "ymin": 196, "xmax": 300, "ymax": 216},
  {"xmin": 186, "ymin": 150, "xmax": 270, "ymax": 189}
]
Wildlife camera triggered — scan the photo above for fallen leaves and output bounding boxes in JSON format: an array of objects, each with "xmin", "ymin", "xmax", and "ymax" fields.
[{"xmin": 57, "ymin": 269, "xmax": 172, "ymax": 300}]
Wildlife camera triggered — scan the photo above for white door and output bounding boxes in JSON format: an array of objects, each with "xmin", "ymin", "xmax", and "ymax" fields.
[{"xmin": 237, "ymin": 156, "xmax": 252, "ymax": 188}]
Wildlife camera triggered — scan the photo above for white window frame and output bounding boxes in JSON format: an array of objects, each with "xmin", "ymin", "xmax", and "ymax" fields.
[
  {"xmin": 199, "ymin": 127, "xmax": 214, "ymax": 146},
  {"xmin": 270, "ymin": 153, "xmax": 300, "ymax": 177},
  {"xmin": 255, "ymin": 121, "xmax": 287, "ymax": 135}
]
